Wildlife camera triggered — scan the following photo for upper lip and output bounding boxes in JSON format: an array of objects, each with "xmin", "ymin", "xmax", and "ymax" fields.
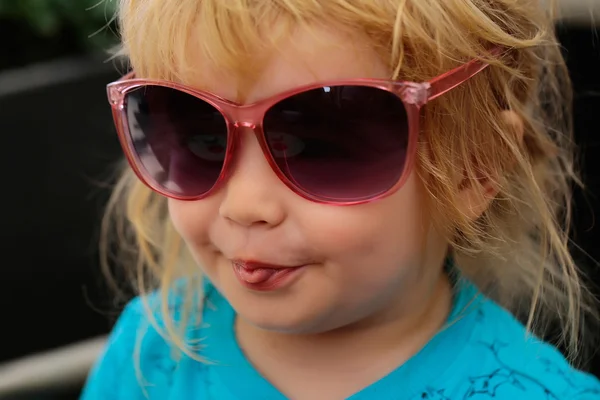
[{"xmin": 232, "ymin": 259, "xmax": 309, "ymax": 270}]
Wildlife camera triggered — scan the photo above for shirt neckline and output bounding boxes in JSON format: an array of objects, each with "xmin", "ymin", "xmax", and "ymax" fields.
[{"xmin": 201, "ymin": 277, "xmax": 483, "ymax": 399}]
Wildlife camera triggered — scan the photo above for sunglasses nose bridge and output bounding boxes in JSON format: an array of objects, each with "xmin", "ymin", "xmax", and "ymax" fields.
[
  {"xmin": 230, "ymin": 103, "xmax": 269, "ymax": 132},
  {"xmin": 233, "ymin": 121, "xmax": 257, "ymax": 130}
]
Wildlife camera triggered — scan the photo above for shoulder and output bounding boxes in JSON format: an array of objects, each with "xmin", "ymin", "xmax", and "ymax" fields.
[
  {"xmin": 79, "ymin": 292, "xmax": 191, "ymax": 400},
  {"xmin": 452, "ymin": 298, "xmax": 600, "ymax": 399}
]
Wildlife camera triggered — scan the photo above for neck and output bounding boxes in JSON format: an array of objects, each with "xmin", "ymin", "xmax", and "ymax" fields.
[{"xmin": 235, "ymin": 271, "xmax": 453, "ymax": 372}]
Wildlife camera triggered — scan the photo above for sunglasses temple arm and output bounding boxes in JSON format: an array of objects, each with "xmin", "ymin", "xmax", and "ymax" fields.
[{"xmin": 426, "ymin": 48, "xmax": 503, "ymax": 102}]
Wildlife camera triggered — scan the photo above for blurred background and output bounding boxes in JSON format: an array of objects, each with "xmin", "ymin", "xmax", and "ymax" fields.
[{"xmin": 0, "ymin": 1, "xmax": 599, "ymax": 399}]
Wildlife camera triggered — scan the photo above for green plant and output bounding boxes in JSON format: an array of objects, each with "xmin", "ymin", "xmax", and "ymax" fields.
[{"xmin": 0, "ymin": 0, "xmax": 118, "ymax": 53}]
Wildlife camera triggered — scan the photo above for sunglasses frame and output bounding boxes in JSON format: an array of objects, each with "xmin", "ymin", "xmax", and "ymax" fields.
[{"xmin": 107, "ymin": 52, "xmax": 497, "ymax": 205}]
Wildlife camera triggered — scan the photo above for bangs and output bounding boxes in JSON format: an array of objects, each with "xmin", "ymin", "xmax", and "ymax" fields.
[{"xmin": 116, "ymin": 0, "xmax": 542, "ymax": 86}]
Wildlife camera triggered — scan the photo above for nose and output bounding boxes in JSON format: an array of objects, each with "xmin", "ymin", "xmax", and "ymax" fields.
[{"xmin": 218, "ymin": 128, "xmax": 287, "ymax": 227}]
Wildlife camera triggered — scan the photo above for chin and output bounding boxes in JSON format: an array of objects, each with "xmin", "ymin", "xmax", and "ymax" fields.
[
  {"xmin": 240, "ymin": 311, "xmax": 312, "ymax": 334},
  {"xmin": 237, "ymin": 304, "xmax": 332, "ymax": 335}
]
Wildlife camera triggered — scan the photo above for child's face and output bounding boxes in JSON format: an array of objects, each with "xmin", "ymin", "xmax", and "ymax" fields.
[{"xmin": 168, "ymin": 24, "xmax": 449, "ymax": 334}]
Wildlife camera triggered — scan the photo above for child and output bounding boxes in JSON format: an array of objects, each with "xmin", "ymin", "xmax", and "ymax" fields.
[{"xmin": 82, "ymin": 0, "xmax": 600, "ymax": 399}]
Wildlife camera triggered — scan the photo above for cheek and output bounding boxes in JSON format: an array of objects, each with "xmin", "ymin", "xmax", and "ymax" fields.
[
  {"xmin": 303, "ymin": 173, "xmax": 431, "ymax": 277},
  {"xmin": 167, "ymin": 198, "xmax": 216, "ymax": 245}
]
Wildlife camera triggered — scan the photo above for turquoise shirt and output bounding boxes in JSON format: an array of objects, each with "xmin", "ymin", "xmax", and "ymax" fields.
[{"xmin": 81, "ymin": 279, "xmax": 600, "ymax": 399}]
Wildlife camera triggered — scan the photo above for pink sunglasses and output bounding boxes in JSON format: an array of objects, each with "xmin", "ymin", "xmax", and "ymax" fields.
[{"xmin": 107, "ymin": 52, "xmax": 497, "ymax": 205}]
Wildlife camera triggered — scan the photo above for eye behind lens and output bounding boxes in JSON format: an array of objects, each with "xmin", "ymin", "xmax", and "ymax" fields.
[
  {"xmin": 123, "ymin": 85, "xmax": 229, "ymax": 197},
  {"xmin": 263, "ymin": 85, "xmax": 410, "ymax": 201}
]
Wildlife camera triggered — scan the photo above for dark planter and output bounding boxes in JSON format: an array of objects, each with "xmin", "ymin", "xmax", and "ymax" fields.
[
  {"xmin": 559, "ymin": 25, "xmax": 600, "ymax": 378},
  {"xmin": 0, "ymin": 55, "xmax": 122, "ymax": 363}
]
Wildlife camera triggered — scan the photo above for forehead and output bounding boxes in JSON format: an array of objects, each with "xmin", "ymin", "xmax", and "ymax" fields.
[{"xmin": 183, "ymin": 23, "xmax": 391, "ymax": 104}]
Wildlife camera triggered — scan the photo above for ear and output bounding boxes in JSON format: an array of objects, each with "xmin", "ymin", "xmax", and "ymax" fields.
[{"xmin": 456, "ymin": 110, "xmax": 524, "ymax": 221}]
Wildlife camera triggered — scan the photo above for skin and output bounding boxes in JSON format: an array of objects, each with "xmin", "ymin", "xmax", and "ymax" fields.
[{"xmin": 168, "ymin": 24, "xmax": 503, "ymax": 400}]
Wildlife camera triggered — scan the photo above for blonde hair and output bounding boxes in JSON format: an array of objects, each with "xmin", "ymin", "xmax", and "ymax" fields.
[{"xmin": 102, "ymin": 0, "xmax": 598, "ymax": 364}]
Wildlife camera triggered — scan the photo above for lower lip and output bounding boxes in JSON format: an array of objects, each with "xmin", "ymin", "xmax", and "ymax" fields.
[{"xmin": 232, "ymin": 262, "xmax": 306, "ymax": 292}]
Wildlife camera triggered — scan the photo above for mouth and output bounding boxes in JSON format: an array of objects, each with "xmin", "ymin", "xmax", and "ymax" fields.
[
  {"xmin": 231, "ymin": 259, "xmax": 309, "ymax": 291},
  {"xmin": 233, "ymin": 260, "xmax": 303, "ymax": 270}
]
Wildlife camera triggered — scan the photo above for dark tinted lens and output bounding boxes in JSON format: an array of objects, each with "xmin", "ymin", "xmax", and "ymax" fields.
[
  {"xmin": 124, "ymin": 86, "xmax": 228, "ymax": 196},
  {"xmin": 263, "ymin": 86, "xmax": 409, "ymax": 201}
]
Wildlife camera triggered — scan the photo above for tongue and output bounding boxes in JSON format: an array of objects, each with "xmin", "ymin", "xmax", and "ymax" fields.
[{"xmin": 237, "ymin": 267, "xmax": 279, "ymax": 284}]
